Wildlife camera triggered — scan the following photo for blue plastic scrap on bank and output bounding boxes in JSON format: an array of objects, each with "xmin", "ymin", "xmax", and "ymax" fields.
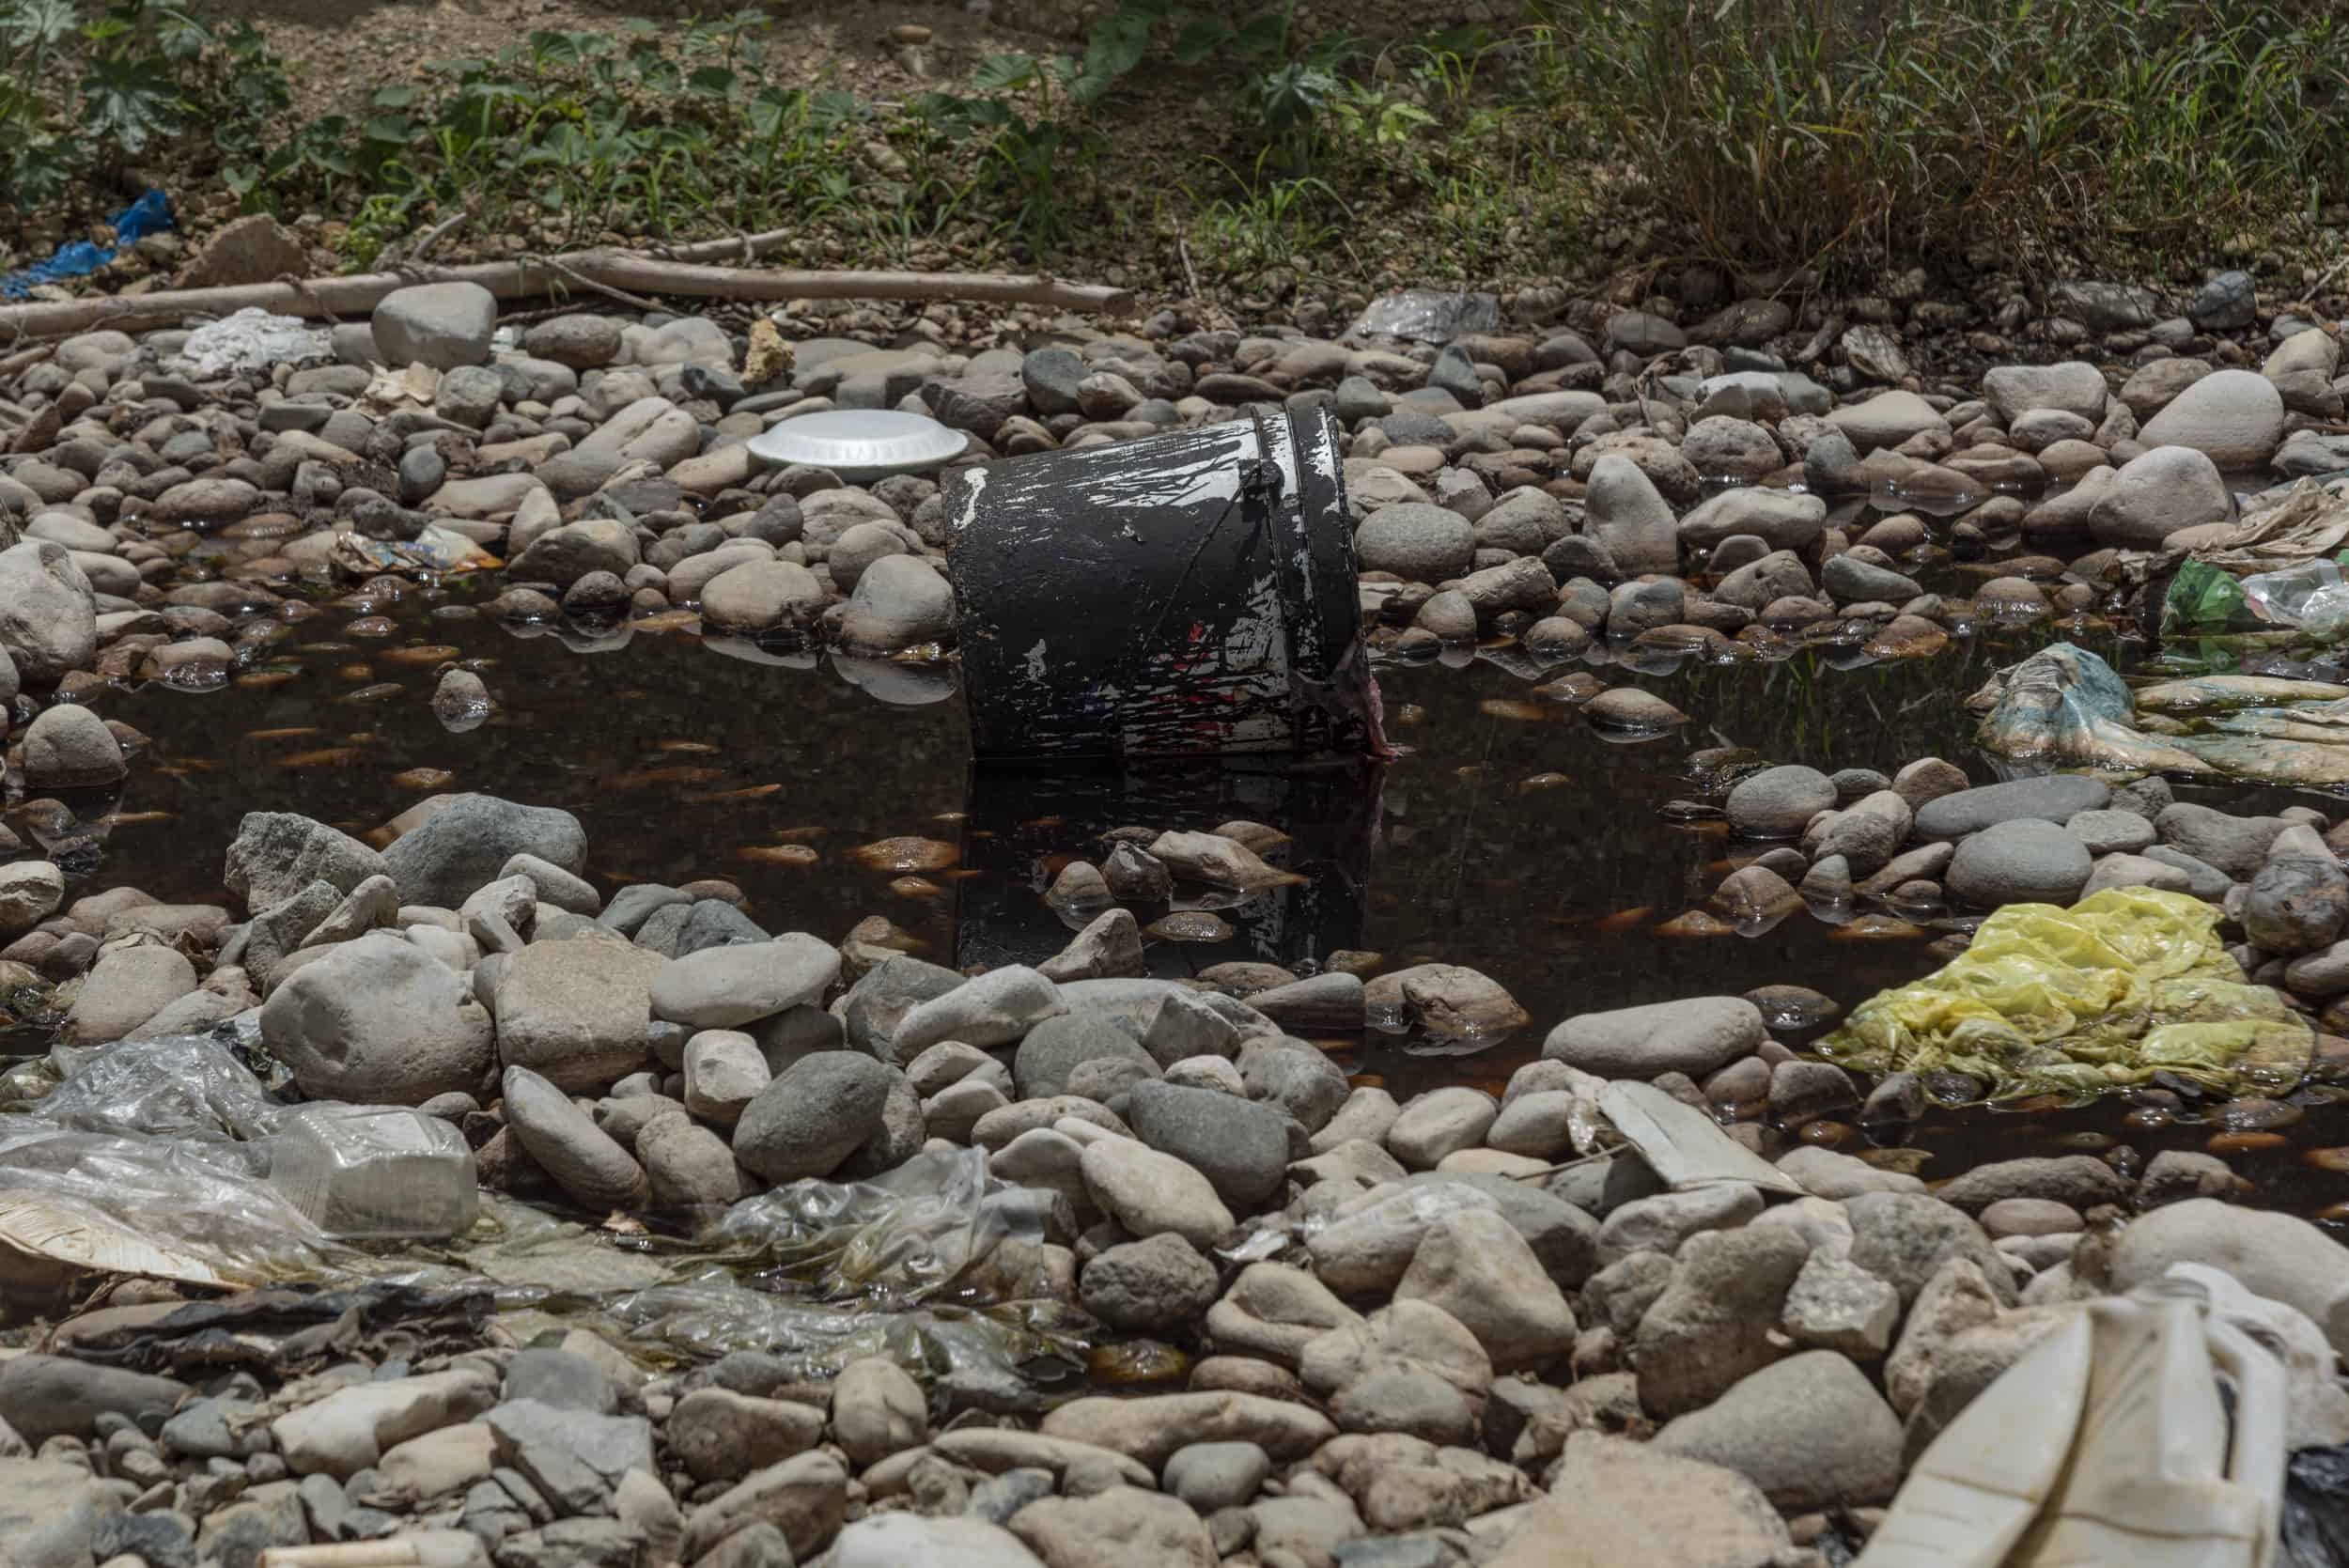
[{"xmin": 1, "ymin": 189, "xmax": 175, "ymax": 299}]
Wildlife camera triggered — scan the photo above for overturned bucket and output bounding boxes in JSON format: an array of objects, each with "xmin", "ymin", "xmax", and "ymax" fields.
[{"xmin": 943, "ymin": 407, "xmax": 1383, "ymax": 761}]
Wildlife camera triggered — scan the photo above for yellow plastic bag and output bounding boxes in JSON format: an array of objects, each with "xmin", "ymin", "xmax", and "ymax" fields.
[{"xmin": 1818, "ymin": 888, "xmax": 2310, "ymax": 1101}]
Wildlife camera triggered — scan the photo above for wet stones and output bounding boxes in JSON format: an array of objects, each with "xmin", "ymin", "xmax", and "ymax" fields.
[
  {"xmin": 20, "ymin": 702, "xmax": 125, "ymax": 787},
  {"xmin": 1945, "ymin": 818, "xmax": 2092, "ymax": 908},
  {"xmin": 1544, "ymin": 996, "xmax": 1763, "ymax": 1079},
  {"xmin": 1725, "ymin": 765, "xmax": 1835, "ymax": 839}
]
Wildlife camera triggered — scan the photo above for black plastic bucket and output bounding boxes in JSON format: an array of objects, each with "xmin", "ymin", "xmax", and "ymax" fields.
[{"xmin": 943, "ymin": 406, "xmax": 1382, "ymax": 762}]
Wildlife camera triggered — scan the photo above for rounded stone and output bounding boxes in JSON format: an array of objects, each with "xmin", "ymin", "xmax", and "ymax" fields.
[
  {"xmin": 1725, "ymin": 766, "xmax": 1837, "ymax": 839},
  {"xmin": 21, "ymin": 702, "xmax": 126, "ymax": 787},
  {"xmin": 1946, "ymin": 819, "xmax": 2092, "ymax": 908},
  {"xmin": 1354, "ymin": 504, "xmax": 1475, "ymax": 582}
]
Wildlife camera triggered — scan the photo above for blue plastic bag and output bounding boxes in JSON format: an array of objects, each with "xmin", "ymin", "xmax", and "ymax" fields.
[{"xmin": 2, "ymin": 190, "xmax": 174, "ymax": 299}]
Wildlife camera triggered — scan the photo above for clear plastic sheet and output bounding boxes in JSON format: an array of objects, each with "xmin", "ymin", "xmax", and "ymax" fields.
[
  {"xmin": 5, "ymin": 1036, "xmax": 1077, "ymax": 1391},
  {"xmin": 29, "ymin": 1032, "xmax": 284, "ymax": 1141},
  {"xmin": 0, "ymin": 1119, "xmax": 335, "ymax": 1287},
  {"xmin": 1346, "ymin": 287, "xmax": 1501, "ymax": 343},
  {"xmin": 414, "ymin": 1150, "xmax": 1086, "ymax": 1386},
  {"xmin": 268, "ymin": 1104, "xmax": 479, "ymax": 1241}
]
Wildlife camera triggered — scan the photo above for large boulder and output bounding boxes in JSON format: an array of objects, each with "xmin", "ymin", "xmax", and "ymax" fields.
[
  {"xmin": 382, "ymin": 795, "xmax": 586, "ymax": 908},
  {"xmin": 492, "ymin": 933, "xmax": 667, "ymax": 1091},
  {"xmin": 260, "ymin": 931, "xmax": 494, "ymax": 1103},
  {"xmin": 0, "ymin": 540, "xmax": 96, "ymax": 682},
  {"xmin": 2138, "ymin": 368, "xmax": 2286, "ymax": 470},
  {"xmin": 2108, "ymin": 1199, "xmax": 2349, "ymax": 1354},
  {"xmin": 226, "ymin": 812, "xmax": 386, "ymax": 911},
  {"xmin": 371, "ymin": 282, "xmax": 497, "ymax": 370},
  {"xmin": 2085, "ymin": 445, "xmax": 2232, "ymax": 549}
]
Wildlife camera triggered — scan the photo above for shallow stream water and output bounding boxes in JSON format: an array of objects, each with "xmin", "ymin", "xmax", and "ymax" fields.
[{"xmin": 47, "ymin": 574, "xmax": 2349, "ymax": 1218}]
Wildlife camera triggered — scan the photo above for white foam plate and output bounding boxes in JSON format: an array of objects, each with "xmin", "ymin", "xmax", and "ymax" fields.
[{"xmin": 745, "ymin": 410, "xmax": 970, "ymax": 481}]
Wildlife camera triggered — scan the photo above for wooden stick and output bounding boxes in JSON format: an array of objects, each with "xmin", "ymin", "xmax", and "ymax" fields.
[
  {"xmin": 258, "ymin": 1544, "xmax": 422, "ymax": 1567},
  {"xmin": 0, "ymin": 233, "xmax": 1137, "ymax": 340}
]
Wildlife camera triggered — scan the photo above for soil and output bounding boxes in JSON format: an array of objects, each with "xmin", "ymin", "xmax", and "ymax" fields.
[{"xmin": 214, "ymin": 0, "xmax": 1072, "ymax": 124}]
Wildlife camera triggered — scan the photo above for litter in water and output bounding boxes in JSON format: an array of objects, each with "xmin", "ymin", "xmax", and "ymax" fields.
[{"xmin": 1818, "ymin": 886, "xmax": 2312, "ymax": 1103}]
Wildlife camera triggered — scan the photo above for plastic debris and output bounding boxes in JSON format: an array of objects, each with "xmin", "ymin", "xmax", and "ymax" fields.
[
  {"xmin": 945, "ymin": 407, "xmax": 1386, "ymax": 761},
  {"xmin": 1818, "ymin": 886, "xmax": 2312, "ymax": 1102},
  {"xmin": 1597, "ymin": 1079, "xmax": 1805, "ymax": 1194},
  {"xmin": 0, "ymin": 189, "xmax": 172, "ymax": 298},
  {"xmin": 1979, "ymin": 642, "xmax": 2349, "ymax": 786},
  {"xmin": 184, "ymin": 305, "xmax": 331, "ymax": 376},
  {"xmin": 1859, "ymin": 1274, "xmax": 2284, "ymax": 1568},
  {"xmin": 1346, "ymin": 287, "xmax": 1501, "ymax": 343},
  {"xmin": 268, "ymin": 1104, "xmax": 479, "ymax": 1241},
  {"xmin": 330, "ymin": 525, "xmax": 502, "ymax": 578}
]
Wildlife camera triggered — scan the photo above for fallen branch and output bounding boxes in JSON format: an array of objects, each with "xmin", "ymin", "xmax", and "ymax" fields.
[{"xmin": 0, "ymin": 232, "xmax": 1136, "ymax": 341}]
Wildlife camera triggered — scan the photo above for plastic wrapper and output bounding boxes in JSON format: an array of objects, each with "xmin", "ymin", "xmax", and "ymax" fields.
[
  {"xmin": 412, "ymin": 1149, "xmax": 1088, "ymax": 1389},
  {"xmin": 1976, "ymin": 642, "xmax": 2349, "ymax": 786},
  {"xmin": 183, "ymin": 306, "xmax": 330, "ymax": 376},
  {"xmin": 1818, "ymin": 887, "xmax": 2311, "ymax": 1102},
  {"xmin": 267, "ymin": 1104, "xmax": 479, "ymax": 1240},
  {"xmin": 2164, "ymin": 554, "xmax": 2349, "ymax": 644},
  {"xmin": 2, "ymin": 190, "xmax": 172, "ymax": 298},
  {"xmin": 330, "ymin": 524, "xmax": 502, "ymax": 578},
  {"xmin": 0, "ymin": 1119, "xmax": 336, "ymax": 1289},
  {"xmin": 30, "ymin": 1032, "xmax": 284, "ymax": 1141},
  {"xmin": 1346, "ymin": 287, "xmax": 1501, "ymax": 343}
]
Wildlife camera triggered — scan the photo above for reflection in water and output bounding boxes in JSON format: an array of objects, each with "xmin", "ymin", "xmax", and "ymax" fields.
[
  {"xmin": 954, "ymin": 758, "xmax": 1379, "ymax": 977},
  {"xmin": 58, "ymin": 592, "xmax": 2349, "ymax": 1210}
]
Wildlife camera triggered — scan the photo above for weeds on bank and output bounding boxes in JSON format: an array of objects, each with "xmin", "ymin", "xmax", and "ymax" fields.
[
  {"xmin": 5, "ymin": 0, "xmax": 2343, "ymax": 296},
  {"xmin": 1533, "ymin": 0, "xmax": 2349, "ymax": 275}
]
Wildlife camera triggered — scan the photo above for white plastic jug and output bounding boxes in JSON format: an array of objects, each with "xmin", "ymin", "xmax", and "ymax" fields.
[{"xmin": 1859, "ymin": 1275, "xmax": 2285, "ymax": 1568}]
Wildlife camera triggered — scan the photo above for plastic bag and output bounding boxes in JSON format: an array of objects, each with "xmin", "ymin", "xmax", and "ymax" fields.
[
  {"xmin": 183, "ymin": 306, "xmax": 331, "ymax": 376},
  {"xmin": 2246, "ymin": 560, "xmax": 2349, "ymax": 641},
  {"xmin": 30, "ymin": 1032, "xmax": 283, "ymax": 1142},
  {"xmin": 1346, "ymin": 287, "xmax": 1501, "ymax": 343},
  {"xmin": 0, "ymin": 1118, "xmax": 335, "ymax": 1288},
  {"xmin": 433, "ymin": 1150, "xmax": 1087, "ymax": 1387},
  {"xmin": 1, "ymin": 190, "xmax": 172, "ymax": 299},
  {"xmin": 1818, "ymin": 887, "xmax": 2312, "ymax": 1102}
]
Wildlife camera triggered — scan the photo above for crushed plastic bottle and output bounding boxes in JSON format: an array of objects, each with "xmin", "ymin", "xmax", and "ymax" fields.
[
  {"xmin": 2244, "ymin": 559, "xmax": 2349, "ymax": 641},
  {"xmin": 1345, "ymin": 287, "xmax": 1501, "ymax": 343},
  {"xmin": 266, "ymin": 1103, "xmax": 479, "ymax": 1241}
]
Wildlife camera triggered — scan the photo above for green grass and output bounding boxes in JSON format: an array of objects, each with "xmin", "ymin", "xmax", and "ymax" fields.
[
  {"xmin": 6, "ymin": 0, "xmax": 2344, "ymax": 300},
  {"xmin": 1529, "ymin": 0, "xmax": 2349, "ymax": 278}
]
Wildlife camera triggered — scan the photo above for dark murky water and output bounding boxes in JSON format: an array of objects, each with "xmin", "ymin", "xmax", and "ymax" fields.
[{"xmin": 54, "ymin": 583, "xmax": 2349, "ymax": 1215}]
